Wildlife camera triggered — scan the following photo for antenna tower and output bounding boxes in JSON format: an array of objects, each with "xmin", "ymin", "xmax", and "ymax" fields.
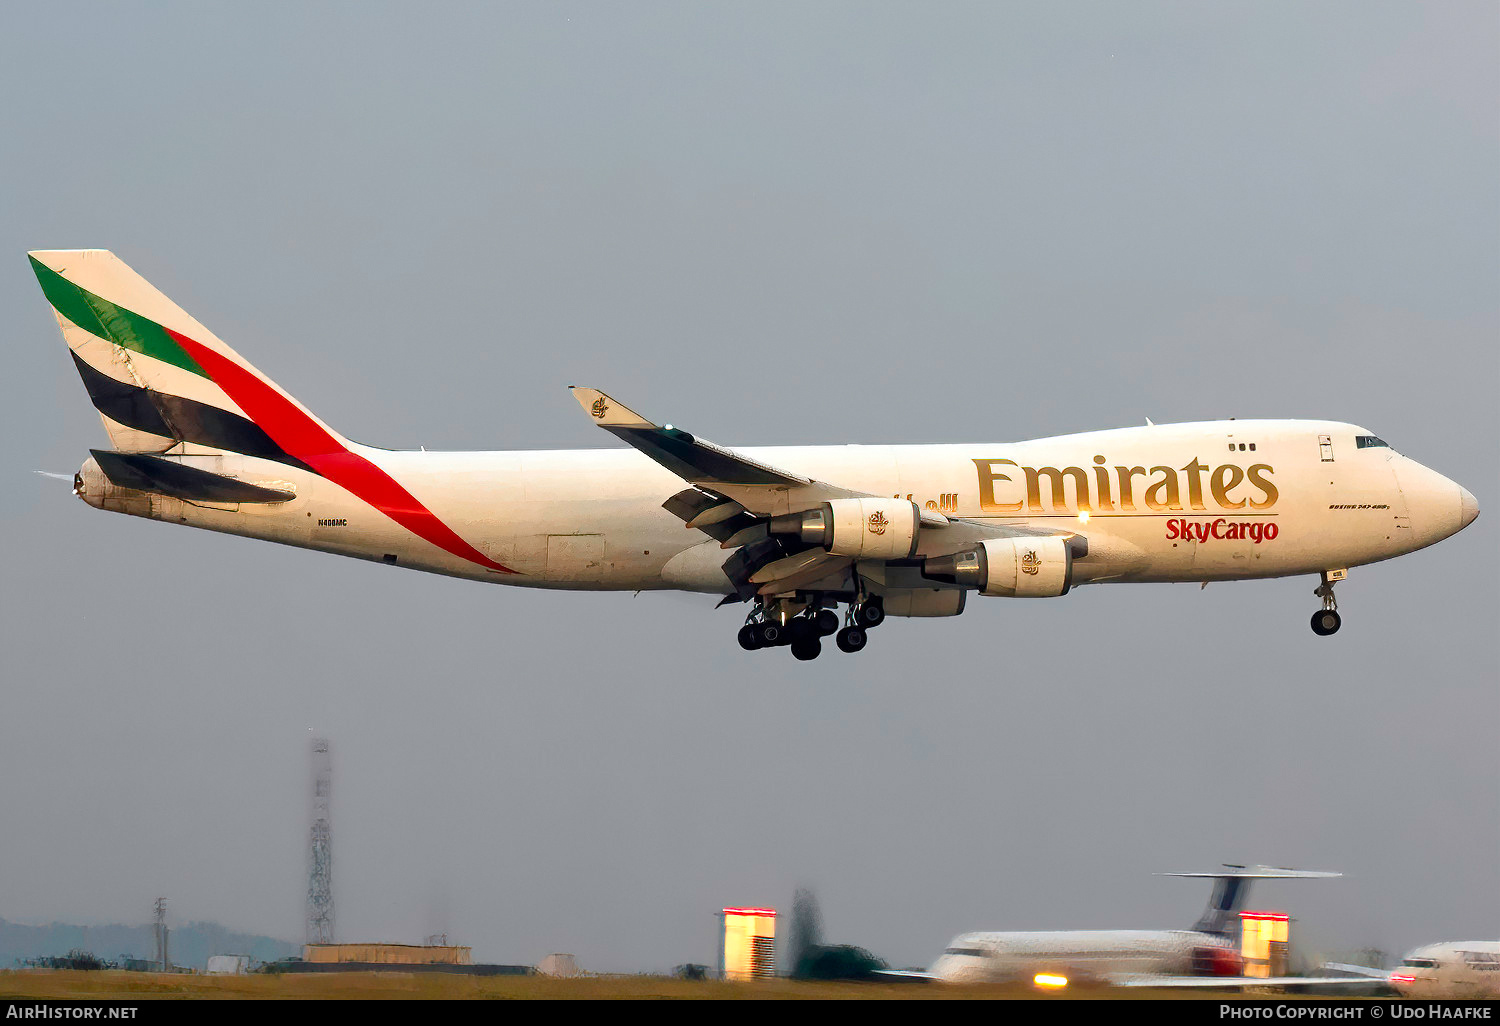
[
  {"xmin": 307, "ymin": 735, "xmax": 335, "ymax": 944},
  {"xmin": 153, "ymin": 897, "xmax": 168, "ymax": 971}
]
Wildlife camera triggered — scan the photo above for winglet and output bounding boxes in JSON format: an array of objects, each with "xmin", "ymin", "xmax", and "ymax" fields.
[
  {"xmin": 569, "ymin": 387, "xmax": 654, "ymax": 428},
  {"xmin": 568, "ymin": 385, "xmax": 814, "ymax": 489}
]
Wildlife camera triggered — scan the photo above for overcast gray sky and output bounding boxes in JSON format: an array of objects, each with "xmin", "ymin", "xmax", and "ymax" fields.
[{"xmin": 2, "ymin": 1, "xmax": 1495, "ymax": 972}]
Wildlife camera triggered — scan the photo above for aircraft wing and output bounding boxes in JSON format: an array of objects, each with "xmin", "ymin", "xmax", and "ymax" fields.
[
  {"xmin": 571, "ymin": 386, "xmax": 1067, "ymax": 600},
  {"xmin": 1108, "ymin": 974, "xmax": 1391, "ymax": 990},
  {"xmin": 570, "ymin": 386, "xmax": 893, "ymax": 514},
  {"xmin": 1320, "ymin": 962, "xmax": 1391, "ymax": 980},
  {"xmin": 871, "ymin": 969, "xmax": 938, "ymax": 982}
]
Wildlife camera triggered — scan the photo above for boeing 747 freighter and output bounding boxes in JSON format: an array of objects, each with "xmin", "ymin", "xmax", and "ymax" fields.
[{"xmin": 31, "ymin": 250, "xmax": 1479, "ymax": 658}]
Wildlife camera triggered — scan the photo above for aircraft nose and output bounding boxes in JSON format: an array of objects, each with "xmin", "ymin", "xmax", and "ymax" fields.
[
  {"xmin": 1460, "ymin": 486, "xmax": 1480, "ymax": 530},
  {"xmin": 1392, "ymin": 458, "xmax": 1472, "ymax": 547}
]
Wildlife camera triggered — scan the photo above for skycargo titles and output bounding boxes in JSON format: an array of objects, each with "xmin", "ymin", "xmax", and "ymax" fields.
[
  {"xmin": 1166, "ymin": 518, "xmax": 1279, "ymax": 543},
  {"xmin": 973, "ymin": 456, "xmax": 1278, "ymax": 514}
]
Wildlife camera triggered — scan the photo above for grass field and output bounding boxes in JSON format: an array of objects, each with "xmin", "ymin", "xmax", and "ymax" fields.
[{"xmin": 0, "ymin": 970, "xmax": 1220, "ymax": 1000}]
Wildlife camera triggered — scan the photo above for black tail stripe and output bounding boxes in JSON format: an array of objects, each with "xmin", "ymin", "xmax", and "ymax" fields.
[
  {"xmin": 71, "ymin": 352, "xmax": 315, "ymax": 474},
  {"xmin": 70, "ymin": 350, "xmax": 175, "ymax": 438}
]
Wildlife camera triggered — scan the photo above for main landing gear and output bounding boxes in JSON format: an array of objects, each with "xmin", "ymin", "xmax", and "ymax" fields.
[
  {"xmin": 1310, "ymin": 569, "xmax": 1344, "ymax": 636},
  {"xmin": 738, "ymin": 597, "xmax": 884, "ymax": 660}
]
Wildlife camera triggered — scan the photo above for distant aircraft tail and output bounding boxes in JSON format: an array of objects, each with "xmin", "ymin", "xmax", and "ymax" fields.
[
  {"xmin": 1163, "ymin": 865, "xmax": 1342, "ymax": 938},
  {"xmin": 28, "ymin": 249, "xmax": 346, "ymax": 472}
]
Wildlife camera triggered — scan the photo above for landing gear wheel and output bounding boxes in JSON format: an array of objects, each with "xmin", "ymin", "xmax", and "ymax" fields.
[
  {"xmin": 738, "ymin": 624, "xmax": 762, "ymax": 651},
  {"xmin": 791, "ymin": 637, "xmax": 822, "ymax": 661},
  {"xmin": 814, "ymin": 609, "xmax": 841, "ymax": 636},
  {"xmin": 755, "ymin": 621, "xmax": 785, "ymax": 647},
  {"xmin": 1311, "ymin": 570, "xmax": 1343, "ymax": 637},
  {"xmin": 835, "ymin": 626, "xmax": 867, "ymax": 653},
  {"xmin": 855, "ymin": 599, "xmax": 885, "ymax": 628},
  {"xmin": 1310, "ymin": 609, "xmax": 1341, "ymax": 636}
]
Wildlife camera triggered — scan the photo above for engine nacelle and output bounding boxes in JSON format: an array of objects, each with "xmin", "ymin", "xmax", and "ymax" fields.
[
  {"xmin": 921, "ymin": 536, "xmax": 1072, "ymax": 597},
  {"xmin": 1191, "ymin": 945, "xmax": 1245, "ymax": 977},
  {"xmin": 770, "ymin": 498, "xmax": 919, "ymax": 560}
]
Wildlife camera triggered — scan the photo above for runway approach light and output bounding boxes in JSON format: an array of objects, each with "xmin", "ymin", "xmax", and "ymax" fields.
[
  {"xmin": 1240, "ymin": 911, "xmax": 1291, "ymax": 978},
  {"xmin": 1033, "ymin": 972, "xmax": 1069, "ymax": 989}
]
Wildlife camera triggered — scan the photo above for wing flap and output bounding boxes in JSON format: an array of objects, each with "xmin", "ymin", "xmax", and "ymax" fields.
[
  {"xmin": 748, "ymin": 550, "xmax": 846, "ymax": 586},
  {"xmin": 685, "ymin": 500, "xmax": 747, "ymax": 529}
]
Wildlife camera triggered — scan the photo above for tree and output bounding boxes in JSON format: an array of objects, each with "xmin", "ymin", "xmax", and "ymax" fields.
[
  {"xmin": 797, "ymin": 945, "xmax": 889, "ymax": 981},
  {"xmin": 786, "ymin": 887, "xmax": 823, "ymax": 977}
]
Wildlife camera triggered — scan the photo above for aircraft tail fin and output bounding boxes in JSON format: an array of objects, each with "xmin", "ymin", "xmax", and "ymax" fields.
[
  {"xmin": 1161, "ymin": 865, "xmax": 1341, "ymax": 937},
  {"xmin": 29, "ymin": 249, "xmax": 345, "ymax": 473}
]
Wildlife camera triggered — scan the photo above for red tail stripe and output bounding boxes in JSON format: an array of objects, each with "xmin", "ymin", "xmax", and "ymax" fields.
[{"xmin": 163, "ymin": 327, "xmax": 518, "ymax": 574}]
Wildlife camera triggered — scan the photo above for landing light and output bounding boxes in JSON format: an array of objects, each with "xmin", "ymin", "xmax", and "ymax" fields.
[
  {"xmin": 1077, "ymin": 510, "xmax": 1090, "ymax": 523},
  {"xmin": 1033, "ymin": 973, "xmax": 1068, "ymax": 989}
]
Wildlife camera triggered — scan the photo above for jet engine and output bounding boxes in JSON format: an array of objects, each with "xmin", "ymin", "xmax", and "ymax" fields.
[
  {"xmin": 921, "ymin": 536, "xmax": 1072, "ymax": 597},
  {"xmin": 769, "ymin": 498, "xmax": 920, "ymax": 560}
]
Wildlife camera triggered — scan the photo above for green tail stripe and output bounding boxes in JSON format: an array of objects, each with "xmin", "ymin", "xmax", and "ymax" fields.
[{"xmin": 29, "ymin": 256, "xmax": 208, "ymax": 379}]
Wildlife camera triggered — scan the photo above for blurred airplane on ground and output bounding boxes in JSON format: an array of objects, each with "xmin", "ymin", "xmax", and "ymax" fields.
[
  {"xmin": 1328, "ymin": 941, "xmax": 1500, "ymax": 998},
  {"xmin": 885, "ymin": 866, "xmax": 1380, "ymax": 991}
]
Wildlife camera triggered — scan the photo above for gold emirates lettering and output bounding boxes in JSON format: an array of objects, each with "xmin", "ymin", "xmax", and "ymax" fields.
[{"xmin": 972, "ymin": 456, "xmax": 1278, "ymax": 514}]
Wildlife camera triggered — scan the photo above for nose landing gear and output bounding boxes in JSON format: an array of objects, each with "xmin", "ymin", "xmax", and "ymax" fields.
[{"xmin": 1310, "ymin": 569, "xmax": 1345, "ymax": 636}]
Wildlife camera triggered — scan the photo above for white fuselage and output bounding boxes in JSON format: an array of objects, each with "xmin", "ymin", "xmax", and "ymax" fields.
[
  {"xmin": 1389, "ymin": 941, "xmax": 1500, "ymax": 999},
  {"xmin": 76, "ymin": 419, "xmax": 1475, "ymax": 599},
  {"xmin": 927, "ymin": 928, "xmax": 1234, "ymax": 983}
]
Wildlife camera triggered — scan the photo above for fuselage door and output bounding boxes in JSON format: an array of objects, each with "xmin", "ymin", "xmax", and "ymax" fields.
[{"xmin": 1318, "ymin": 434, "xmax": 1334, "ymax": 462}]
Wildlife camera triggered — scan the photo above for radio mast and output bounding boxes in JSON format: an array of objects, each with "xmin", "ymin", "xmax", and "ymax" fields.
[{"xmin": 307, "ymin": 735, "xmax": 335, "ymax": 945}]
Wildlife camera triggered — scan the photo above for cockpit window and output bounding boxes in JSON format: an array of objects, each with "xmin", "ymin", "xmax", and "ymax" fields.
[
  {"xmin": 1355, "ymin": 435, "xmax": 1389, "ymax": 449},
  {"xmin": 944, "ymin": 947, "xmax": 987, "ymax": 957},
  {"xmin": 1401, "ymin": 958, "xmax": 1439, "ymax": 968}
]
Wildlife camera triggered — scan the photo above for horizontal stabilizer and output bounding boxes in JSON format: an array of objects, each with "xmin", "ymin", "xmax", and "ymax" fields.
[
  {"xmin": 1163, "ymin": 865, "xmax": 1341, "ymax": 938},
  {"xmin": 1161, "ymin": 867, "xmax": 1341, "ymax": 880},
  {"xmin": 91, "ymin": 450, "xmax": 295, "ymax": 504}
]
